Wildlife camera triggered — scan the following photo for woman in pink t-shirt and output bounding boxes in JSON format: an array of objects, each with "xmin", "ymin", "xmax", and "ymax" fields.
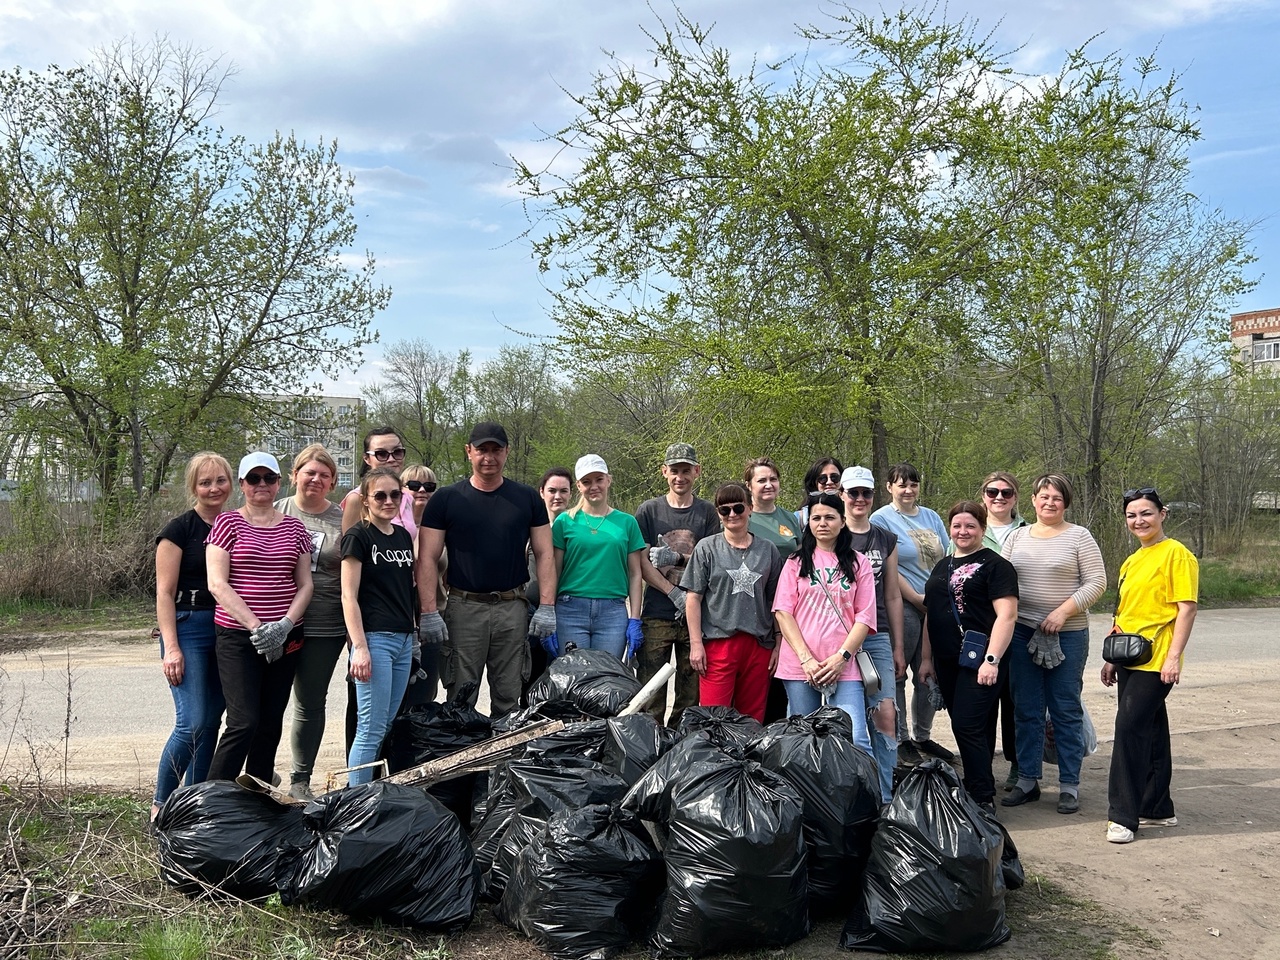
[{"xmin": 773, "ymin": 492, "xmax": 877, "ymax": 751}]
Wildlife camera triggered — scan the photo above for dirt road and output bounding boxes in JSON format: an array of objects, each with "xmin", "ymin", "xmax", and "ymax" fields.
[{"xmin": 2, "ymin": 609, "xmax": 1278, "ymax": 959}]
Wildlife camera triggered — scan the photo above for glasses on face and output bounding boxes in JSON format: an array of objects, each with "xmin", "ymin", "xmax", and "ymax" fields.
[
  {"xmin": 243, "ymin": 472, "xmax": 279, "ymax": 486},
  {"xmin": 844, "ymin": 488, "xmax": 874, "ymax": 500},
  {"xmin": 370, "ymin": 489, "xmax": 403, "ymax": 503},
  {"xmin": 404, "ymin": 480, "xmax": 437, "ymax": 493},
  {"xmin": 369, "ymin": 447, "xmax": 406, "ymax": 462},
  {"xmin": 717, "ymin": 503, "xmax": 747, "ymax": 517},
  {"xmin": 817, "ymin": 473, "xmax": 841, "ymax": 484},
  {"xmin": 984, "ymin": 487, "xmax": 1015, "ymax": 500}
]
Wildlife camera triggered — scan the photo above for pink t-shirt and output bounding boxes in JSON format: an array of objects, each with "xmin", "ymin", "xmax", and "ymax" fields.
[
  {"xmin": 206, "ymin": 511, "xmax": 312, "ymax": 629},
  {"xmin": 772, "ymin": 549, "xmax": 877, "ymax": 681}
]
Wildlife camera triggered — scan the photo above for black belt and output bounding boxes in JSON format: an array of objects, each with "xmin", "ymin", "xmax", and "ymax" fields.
[{"xmin": 448, "ymin": 586, "xmax": 526, "ymax": 604}]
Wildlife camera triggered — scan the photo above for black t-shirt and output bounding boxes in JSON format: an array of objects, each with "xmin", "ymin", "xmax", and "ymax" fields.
[
  {"xmin": 340, "ymin": 521, "xmax": 417, "ymax": 634},
  {"xmin": 156, "ymin": 509, "xmax": 215, "ymax": 609},
  {"xmin": 420, "ymin": 478, "xmax": 549, "ymax": 593},
  {"xmin": 923, "ymin": 548, "xmax": 1018, "ymax": 656},
  {"xmin": 848, "ymin": 525, "xmax": 898, "ymax": 635},
  {"xmin": 634, "ymin": 495, "xmax": 722, "ymax": 620}
]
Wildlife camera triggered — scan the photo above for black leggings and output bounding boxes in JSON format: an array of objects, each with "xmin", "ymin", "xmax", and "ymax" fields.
[
  {"xmin": 207, "ymin": 626, "xmax": 300, "ymax": 782},
  {"xmin": 934, "ymin": 652, "xmax": 1009, "ymax": 804}
]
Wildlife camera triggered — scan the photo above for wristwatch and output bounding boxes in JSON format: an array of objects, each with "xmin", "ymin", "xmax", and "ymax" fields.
[
  {"xmin": 984, "ymin": 653, "xmax": 1001, "ymax": 665},
  {"xmin": 841, "ymin": 649, "xmax": 852, "ymax": 662}
]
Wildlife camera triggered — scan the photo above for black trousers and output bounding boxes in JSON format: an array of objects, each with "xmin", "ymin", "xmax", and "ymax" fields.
[
  {"xmin": 1107, "ymin": 668, "xmax": 1175, "ymax": 830},
  {"xmin": 207, "ymin": 626, "xmax": 301, "ymax": 782},
  {"xmin": 934, "ymin": 652, "xmax": 1009, "ymax": 804}
]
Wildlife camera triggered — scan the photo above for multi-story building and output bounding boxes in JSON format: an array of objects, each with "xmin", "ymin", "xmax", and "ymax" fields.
[
  {"xmin": 250, "ymin": 395, "xmax": 365, "ymax": 490},
  {"xmin": 1231, "ymin": 307, "xmax": 1280, "ymax": 374}
]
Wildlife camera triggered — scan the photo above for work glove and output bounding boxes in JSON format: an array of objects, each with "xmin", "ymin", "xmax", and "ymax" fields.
[
  {"xmin": 408, "ymin": 637, "xmax": 428, "ymax": 684},
  {"xmin": 529, "ymin": 605, "xmax": 557, "ymax": 640},
  {"xmin": 418, "ymin": 611, "xmax": 448, "ymax": 646},
  {"xmin": 924, "ymin": 675, "xmax": 947, "ymax": 711},
  {"xmin": 1028, "ymin": 629, "xmax": 1066, "ymax": 669},
  {"xmin": 649, "ymin": 544, "xmax": 681, "ymax": 568},
  {"xmin": 250, "ymin": 617, "xmax": 293, "ymax": 663},
  {"xmin": 665, "ymin": 585, "xmax": 687, "ymax": 620},
  {"xmin": 540, "ymin": 631, "xmax": 560, "ymax": 659},
  {"xmin": 625, "ymin": 618, "xmax": 644, "ymax": 660}
]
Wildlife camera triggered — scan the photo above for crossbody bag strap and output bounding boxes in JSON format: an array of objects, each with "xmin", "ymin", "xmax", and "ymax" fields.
[
  {"xmin": 946, "ymin": 557, "xmax": 964, "ymax": 632},
  {"xmin": 814, "ymin": 570, "xmax": 851, "ymax": 633}
]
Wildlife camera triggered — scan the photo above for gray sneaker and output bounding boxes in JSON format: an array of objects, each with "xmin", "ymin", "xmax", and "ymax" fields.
[{"xmin": 288, "ymin": 780, "xmax": 315, "ymax": 801}]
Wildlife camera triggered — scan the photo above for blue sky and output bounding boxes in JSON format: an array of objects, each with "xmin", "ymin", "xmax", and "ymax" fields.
[{"xmin": 1, "ymin": 1, "xmax": 1275, "ymax": 393}]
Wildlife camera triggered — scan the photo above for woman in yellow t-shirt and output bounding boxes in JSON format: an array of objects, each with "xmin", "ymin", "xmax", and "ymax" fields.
[{"xmin": 1100, "ymin": 488, "xmax": 1198, "ymax": 844}]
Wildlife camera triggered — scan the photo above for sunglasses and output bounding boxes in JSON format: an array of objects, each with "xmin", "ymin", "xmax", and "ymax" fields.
[
  {"xmin": 984, "ymin": 487, "xmax": 1016, "ymax": 500},
  {"xmin": 405, "ymin": 480, "xmax": 437, "ymax": 492},
  {"xmin": 243, "ymin": 472, "xmax": 279, "ymax": 486},
  {"xmin": 1122, "ymin": 486, "xmax": 1159, "ymax": 505},
  {"xmin": 369, "ymin": 447, "xmax": 407, "ymax": 462},
  {"xmin": 717, "ymin": 503, "xmax": 747, "ymax": 517},
  {"xmin": 370, "ymin": 489, "xmax": 404, "ymax": 503},
  {"xmin": 816, "ymin": 473, "xmax": 841, "ymax": 484},
  {"xmin": 844, "ymin": 488, "xmax": 874, "ymax": 500}
]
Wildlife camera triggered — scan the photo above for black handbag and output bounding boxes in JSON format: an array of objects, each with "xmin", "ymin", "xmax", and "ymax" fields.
[{"xmin": 1102, "ymin": 631, "xmax": 1153, "ymax": 667}]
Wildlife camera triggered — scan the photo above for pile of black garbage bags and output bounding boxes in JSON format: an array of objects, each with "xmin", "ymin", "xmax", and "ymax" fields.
[{"xmin": 154, "ymin": 647, "xmax": 1023, "ymax": 956}]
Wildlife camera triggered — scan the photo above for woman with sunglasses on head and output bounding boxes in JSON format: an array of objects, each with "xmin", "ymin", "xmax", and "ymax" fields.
[
  {"xmin": 795, "ymin": 456, "xmax": 844, "ymax": 526},
  {"xmin": 151, "ymin": 451, "xmax": 232, "ymax": 825},
  {"xmin": 681, "ymin": 483, "xmax": 784, "ymax": 722},
  {"xmin": 840, "ymin": 466, "xmax": 906, "ymax": 803},
  {"xmin": 1101, "ymin": 487, "xmax": 1198, "ymax": 844},
  {"xmin": 340, "ymin": 426, "xmax": 409, "ymax": 534},
  {"xmin": 205, "ymin": 453, "xmax": 314, "ymax": 783},
  {"xmin": 396, "ymin": 464, "xmax": 448, "ymax": 710},
  {"xmin": 340, "ymin": 467, "xmax": 418, "ymax": 785},
  {"xmin": 275, "ymin": 444, "xmax": 346, "ymax": 800},
  {"xmin": 552, "ymin": 455, "xmax": 646, "ymax": 660},
  {"xmin": 773, "ymin": 492, "xmax": 877, "ymax": 747},
  {"xmin": 871, "ymin": 462, "xmax": 952, "ymax": 764},
  {"xmin": 918, "ymin": 500, "xmax": 1018, "ymax": 812},
  {"xmin": 1000, "ymin": 474, "xmax": 1107, "ymax": 815}
]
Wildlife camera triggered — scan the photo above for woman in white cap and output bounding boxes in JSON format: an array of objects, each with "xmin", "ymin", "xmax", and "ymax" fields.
[
  {"xmin": 205, "ymin": 452, "xmax": 314, "ymax": 783},
  {"xmin": 551, "ymin": 454, "xmax": 647, "ymax": 659}
]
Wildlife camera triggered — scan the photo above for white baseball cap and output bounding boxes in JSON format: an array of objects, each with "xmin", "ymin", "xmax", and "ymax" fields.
[
  {"xmin": 238, "ymin": 452, "xmax": 281, "ymax": 480},
  {"xmin": 840, "ymin": 465, "xmax": 875, "ymax": 490},
  {"xmin": 574, "ymin": 454, "xmax": 609, "ymax": 481}
]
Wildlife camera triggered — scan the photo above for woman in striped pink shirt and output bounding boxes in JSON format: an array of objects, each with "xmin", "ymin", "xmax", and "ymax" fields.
[{"xmin": 206, "ymin": 452, "xmax": 314, "ymax": 783}]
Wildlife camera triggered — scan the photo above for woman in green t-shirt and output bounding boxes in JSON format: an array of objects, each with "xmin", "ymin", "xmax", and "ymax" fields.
[{"xmin": 552, "ymin": 454, "xmax": 647, "ymax": 660}]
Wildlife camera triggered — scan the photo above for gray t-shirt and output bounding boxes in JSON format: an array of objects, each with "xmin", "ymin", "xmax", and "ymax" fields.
[
  {"xmin": 681, "ymin": 534, "xmax": 783, "ymax": 647},
  {"xmin": 275, "ymin": 497, "xmax": 346, "ymax": 637}
]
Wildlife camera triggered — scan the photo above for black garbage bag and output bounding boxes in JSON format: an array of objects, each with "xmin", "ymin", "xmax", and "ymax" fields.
[
  {"xmin": 471, "ymin": 762, "xmax": 519, "ymax": 879},
  {"xmin": 600, "ymin": 713, "xmax": 680, "ymax": 785},
  {"xmin": 492, "ymin": 698, "xmax": 588, "ymax": 734},
  {"xmin": 278, "ymin": 782, "xmax": 478, "ymax": 931},
  {"xmin": 154, "ymin": 781, "xmax": 311, "ymax": 900},
  {"xmin": 496, "ymin": 803, "xmax": 664, "ymax": 960},
  {"xmin": 485, "ymin": 755, "xmax": 629, "ymax": 902},
  {"xmin": 998, "ymin": 821, "xmax": 1026, "ymax": 891},
  {"xmin": 520, "ymin": 718, "xmax": 610, "ymax": 764},
  {"xmin": 622, "ymin": 734, "xmax": 739, "ymax": 828},
  {"xmin": 839, "ymin": 760, "xmax": 1010, "ymax": 953},
  {"xmin": 676, "ymin": 704, "xmax": 763, "ymax": 747},
  {"xmin": 749, "ymin": 707, "xmax": 881, "ymax": 914},
  {"xmin": 640, "ymin": 750, "xmax": 809, "ymax": 957},
  {"xmin": 385, "ymin": 689, "xmax": 492, "ymax": 830},
  {"xmin": 525, "ymin": 647, "xmax": 642, "ymax": 718}
]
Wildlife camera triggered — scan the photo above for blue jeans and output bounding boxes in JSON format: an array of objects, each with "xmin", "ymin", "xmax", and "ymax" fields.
[
  {"xmin": 1009, "ymin": 622, "xmax": 1089, "ymax": 786},
  {"xmin": 348, "ymin": 631, "xmax": 413, "ymax": 786},
  {"xmin": 782, "ymin": 679, "xmax": 874, "ymax": 755},
  {"xmin": 555, "ymin": 595, "xmax": 628, "ymax": 659},
  {"xmin": 861, "ymin": 631, "xmax": 897, "ymax": 803},
  {"xmin": 155, "ymin": 609, "xmax": 224, "ymax": 804}
]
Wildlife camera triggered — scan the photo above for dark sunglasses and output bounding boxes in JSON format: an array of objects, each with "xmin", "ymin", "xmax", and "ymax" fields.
[
  {"xmin": 243, "ymin": 472, "xmax": 279, "ymax": 486},
  {"xmin": 370, "ymin": 489, "xmax": 404, "ymax": 503},
  {"xmin": 405, "ymin": 480, "xmax": 437, "ymax": 492},
  {"xmin": 844, "ymin": 487, "xmax": 874, "ymax": 500},
  {"xmin": 717, "ymin": 503, "xmax": 747, "ymax": 517},
  {"xmin": 984, "ymin": 487, "xmax": 1016, "ymax": 500},
  {"xmin": 816, "ymin": 472, "xmax": 841, "ymax": 484},
  {"xmin": 1122, "ymin": 486, "xmax": 1159, "ymax": 505},
  {"xmin": 369, "ymin": 446, "xmax": 407, "ymax": 462}
]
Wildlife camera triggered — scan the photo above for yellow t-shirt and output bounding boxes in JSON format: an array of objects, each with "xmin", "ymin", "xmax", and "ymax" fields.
[{"xmin": 1115, "ymin": 538, "xmax": 1199, "ymax": 672}]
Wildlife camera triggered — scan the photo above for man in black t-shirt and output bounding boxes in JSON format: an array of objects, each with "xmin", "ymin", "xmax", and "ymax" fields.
[{"xmin": 417, "ymin": 422, "xmax": 556, "ymax": 717}]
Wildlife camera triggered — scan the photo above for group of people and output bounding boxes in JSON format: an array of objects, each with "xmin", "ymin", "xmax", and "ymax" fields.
[{"xmin": 151, "ymin": 423, "xmax": 1198, "ymax": 845}]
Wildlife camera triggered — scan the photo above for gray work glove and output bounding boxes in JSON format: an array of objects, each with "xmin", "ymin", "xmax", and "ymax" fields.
[
  {"xmin": 418, "ymin": 611, "xmax": 448, "ymax": 646},
  {"xmin": 1028, "ymin": 629, "xmax": 1066, "ymax": 669},
  {"xmin": 408, "ymin": 637, "xmax": 428, "ymax": 684},
  {"xmin": 529, "ymin": 604, "xmax": 557, "ymax": 640},
  {"xmin": 250, "ymin": 617, "xmax": 293, "ymax": 663},
  {"xmin": 665, "ymin": 585, "xmax": 688, "ymax": 620},
  {"xmin": 924, "ymin": 676, "xmax": 947, "ymax": 711},
  {"xmin": 649, "ymin": 544, "xmax": 682, "ymax": 568}
]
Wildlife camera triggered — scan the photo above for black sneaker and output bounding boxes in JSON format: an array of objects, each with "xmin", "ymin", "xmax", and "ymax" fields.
[
  {"xmin": 897, "ymin": 740, "xmax": 924, "ymax": 765},
  {"xmin": 914, "ymin": 739, "xmax": 956, "ymax": 762}
]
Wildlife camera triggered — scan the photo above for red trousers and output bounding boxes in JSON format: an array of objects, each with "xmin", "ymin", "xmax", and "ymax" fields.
[{"xmin": 700, "ymin": 631, "xmax": 772, "ymax": 723}]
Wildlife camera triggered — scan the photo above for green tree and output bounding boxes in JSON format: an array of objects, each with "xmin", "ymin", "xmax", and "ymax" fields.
[{"xmin": 0, "ymin": 38, "xmax": 387, "ymax": 502}]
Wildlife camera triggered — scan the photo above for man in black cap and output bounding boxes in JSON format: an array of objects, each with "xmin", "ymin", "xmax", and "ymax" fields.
[
  {"xmin": 417, "ymin": 421, "xmax": 556, "ymax": 717},
  {"xmin": 635, "ymin": 441, "xmax": 720, "ymax": 727}
]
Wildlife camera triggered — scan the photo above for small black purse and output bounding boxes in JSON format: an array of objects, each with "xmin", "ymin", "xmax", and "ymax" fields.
[{"xmin": 1102, "ymin": 631, "xmax": 1153, "ymax": 667}]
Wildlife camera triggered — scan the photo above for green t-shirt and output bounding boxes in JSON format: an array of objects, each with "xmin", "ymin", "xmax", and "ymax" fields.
[
  {"xmin": 553, "ymin": 508, "xmax": 646, "ymax": 599},
  {"xmin": 749, "ymin": 506, "xmax": 802, "ymax": 559}
]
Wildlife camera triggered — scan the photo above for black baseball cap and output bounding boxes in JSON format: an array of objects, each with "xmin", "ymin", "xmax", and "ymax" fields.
[{"xmin": 467, "ymin": 421, "xmax": 509, "ymax": 447}]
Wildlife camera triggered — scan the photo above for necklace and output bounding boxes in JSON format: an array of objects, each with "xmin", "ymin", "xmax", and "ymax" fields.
[{"xmin": 584, "ymin": 508, "xmax": 610, "ymax": 534}]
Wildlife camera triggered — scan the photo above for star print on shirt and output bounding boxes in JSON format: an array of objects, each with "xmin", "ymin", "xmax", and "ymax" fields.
[{"xmin": 726, "ymin": 561, "xmax": 763, "ymax": 596}]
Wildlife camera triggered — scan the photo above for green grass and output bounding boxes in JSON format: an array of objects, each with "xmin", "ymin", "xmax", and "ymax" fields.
[{"xmin": 0, "ymin": 595, "xmax": 151, "ymax": 634}]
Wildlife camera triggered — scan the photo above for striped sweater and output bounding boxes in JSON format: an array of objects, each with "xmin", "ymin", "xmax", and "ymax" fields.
[{"xmin": 1001, "ymin": 524, "xmax": 1106, "ymax": 630}]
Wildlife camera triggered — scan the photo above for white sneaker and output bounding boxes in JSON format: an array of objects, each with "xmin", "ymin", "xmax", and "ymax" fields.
[
  {"xmin": 288, "ymin": 780, "xmax": 315, "ymax": 801},
  {"xmin": 1106, "ymin": 821, "xmax": 1135, "ymax": 844},
  {"xmin": 1139, "ymin": 815, "xmax": 1177, "ymax": 827}
]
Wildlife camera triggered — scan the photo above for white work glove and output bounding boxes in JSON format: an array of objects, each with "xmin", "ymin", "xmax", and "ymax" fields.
[
  {"xmin": 529, "ymin": 605, "xmax": 557, "ymax": 640},
  {"xmin": 250, "ymin": 617, "xmax": 294, "ymax": 663},
  {"xmin": 418, "ymin": 611, "xmax": 448, "ymax": 646}
]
